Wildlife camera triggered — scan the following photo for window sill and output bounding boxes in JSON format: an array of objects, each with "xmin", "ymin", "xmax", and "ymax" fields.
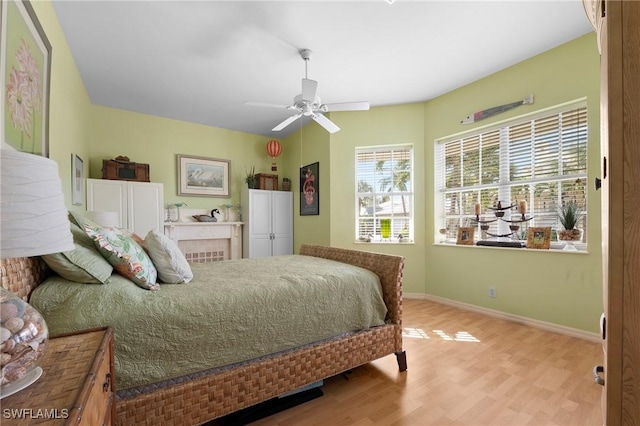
[
  {"xmin": 434, "ymin": 240, "xmax": 588, "ymax": 253},
  {"xmin": 355, "ymin": 239, "xmax": 415, "ymax": 245}
]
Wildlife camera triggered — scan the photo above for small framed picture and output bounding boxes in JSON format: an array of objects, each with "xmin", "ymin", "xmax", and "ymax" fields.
[
  {"xmin": 456, "ymin": 227, "xmax": 475, "ymax": 245},
  {"xmin": 300, "ymin": 162, "xmax": 319, "ymax": 216},
  {"xmin": 72, "ymin": 154, "xmax": 83, "ymax": 206},
  {"xmin": 526, "ymin": 227, "xmax": 552, "ymax": 249}
]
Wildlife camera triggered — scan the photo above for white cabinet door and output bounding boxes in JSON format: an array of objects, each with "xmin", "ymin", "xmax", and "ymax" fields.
[
  {"xmin": 242, "ymin": 189, "xmax": 293, "ymax": 258},
  {"xmin": 272, "ymin": 191, "xmax": 293, "ymax": 256},
  {"xmin": 127, "ymin": 182, "xmax": 164, "ymax": 236},
  {"xmin": 247, "ymin": 190, "xmax": 273, "ymax": 258},
  {"xmin": 86, "ymin": 179, "xmax": 127, "ymax": 228},
  {"xmin": 86, "ymin": 179, "xmax": 163, "ymax": 235}
]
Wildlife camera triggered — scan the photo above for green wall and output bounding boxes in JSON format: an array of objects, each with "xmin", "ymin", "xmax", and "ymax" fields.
[
  {"xmin": 30, "ymin": 1, "xmax": 92, "ymax": 215},
  {"xmin": 30, "ymin": 0, "xmax": 602, "ymax": 332},
  {"xmin": 423, "ymin": 33, "xmax": 602, "ymax": 332},
  {"xmin": 89, "ymin": 106, "xmax": 274, "ymax": 210}
]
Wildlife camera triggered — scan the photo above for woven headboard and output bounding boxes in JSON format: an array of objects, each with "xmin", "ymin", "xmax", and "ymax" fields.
[{"xmin": 0, "ymin": 257, "xmax": 49, "ymax": 301}]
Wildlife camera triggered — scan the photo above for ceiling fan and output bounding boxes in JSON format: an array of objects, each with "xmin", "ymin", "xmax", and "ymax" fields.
[{"xmin": 247, "ymin": 49, "xmax": 370, "ymax": 133}]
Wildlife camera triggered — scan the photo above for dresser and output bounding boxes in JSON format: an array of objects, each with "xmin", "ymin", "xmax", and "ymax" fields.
[{"xmin": 2, "ymin": 327, "xmax": 115, "ymax": 425}]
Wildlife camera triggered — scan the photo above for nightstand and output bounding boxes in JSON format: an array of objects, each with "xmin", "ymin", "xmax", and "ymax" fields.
[{"xmin": 2, "ymin": 327, "xmax": 115, "ymax": 425}]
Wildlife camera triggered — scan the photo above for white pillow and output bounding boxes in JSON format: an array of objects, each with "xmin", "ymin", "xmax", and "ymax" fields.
[{"xmin": 142, "ymin": 230, "xmax": 193, "ymax": 284}]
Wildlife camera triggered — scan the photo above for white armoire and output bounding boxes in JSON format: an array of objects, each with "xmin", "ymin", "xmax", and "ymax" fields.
[
  {"xmin": 86, "ymin": 178, "xmax": 164, "ymax": 236},
  {"xmin": 241, "ymin": 189, "xmax": 293, "ymax": 258}
]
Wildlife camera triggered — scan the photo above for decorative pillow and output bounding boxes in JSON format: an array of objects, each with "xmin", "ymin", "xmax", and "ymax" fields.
[
  {"xmin": 84, "ymin": 223, "xmax": 159, "ymax": 290},
  {"xmin": 142, "ymin": 230, "xmax": 193, "ymax": 284},
  {"xmin": 41, "ymin": 222, "xmax": 113, "ymax": 284}
]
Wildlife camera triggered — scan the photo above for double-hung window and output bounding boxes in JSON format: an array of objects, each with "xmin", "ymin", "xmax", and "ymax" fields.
[
  {"xmin": 435, "ymin": 102, "xmax": 588, "ymax": 246},
  {"xmin": 356, "ymin": 145, "xmax": 414, "ymax": 242}
]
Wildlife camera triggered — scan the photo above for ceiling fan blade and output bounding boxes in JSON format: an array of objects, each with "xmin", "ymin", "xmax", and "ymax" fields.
[
  {"xmin": 311, "ymin": 113, "xmax": 340, "ymax": 133},
  {"xmin": 272, "ymin": 114, "xmax": 302, "ymax": 131},
  {"xmin": 323, "ymin": 101, "xmax": 370, "ymax": 112},
  {"xmin": 246, "ymin": 101, "xmax": 290, "ymax": 110},
  {"xmin": 302, "ymin": 79, "xmax": 318, "ymax": 102}
]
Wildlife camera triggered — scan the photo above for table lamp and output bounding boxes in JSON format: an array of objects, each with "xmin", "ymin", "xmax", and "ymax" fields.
[{"xmin": 0, "ymin": 148, "xmax": 74, "ymax": 398}]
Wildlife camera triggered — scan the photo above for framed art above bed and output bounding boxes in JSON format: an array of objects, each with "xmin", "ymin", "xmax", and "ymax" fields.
[{"xmin": 177, "ymin": 154, "xmax": 230, "ymax": 197}]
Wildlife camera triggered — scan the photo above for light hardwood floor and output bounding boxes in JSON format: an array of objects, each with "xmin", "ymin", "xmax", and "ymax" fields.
[{"xmin": 252, "ymin": 298, "xmax": 603, "ymax": 425}]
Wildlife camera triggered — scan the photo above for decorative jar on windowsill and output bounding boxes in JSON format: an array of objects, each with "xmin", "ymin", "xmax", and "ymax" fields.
[
  {"xmin": 558, "ymin": 228, "xmax": 583, "ymax": 251},
  {"xmin": 0, "ymin": 287, "xmax": 48, "ymax": 398}
]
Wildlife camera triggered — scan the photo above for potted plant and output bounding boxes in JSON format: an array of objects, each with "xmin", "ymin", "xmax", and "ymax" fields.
[
  {"xmin": 557, "ymin": 200, "xmax": 584, "ymax": 241},
  {"xmin": 245, "ymin": 166, "xmax": 256, "ymax": 189},
  {"xmin": 282, "ymin": 177, "xmax": 291, "ymax": 191}
]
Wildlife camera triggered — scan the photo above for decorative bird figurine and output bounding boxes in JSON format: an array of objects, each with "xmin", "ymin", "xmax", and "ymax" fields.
[{"xmin": 192, "ymin": 209, "xmax": 220, "ymax": 222}]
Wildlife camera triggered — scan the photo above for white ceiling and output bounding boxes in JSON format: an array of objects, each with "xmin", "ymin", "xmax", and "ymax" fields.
[{"xmin": 52, "ymin": 1, "xmax": 594, "ymax": 139}]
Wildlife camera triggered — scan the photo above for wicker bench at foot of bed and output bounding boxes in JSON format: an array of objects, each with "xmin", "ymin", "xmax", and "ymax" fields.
[{"xmin": 115, "ymin": 324, "xmax": 399, "ymax": 426}]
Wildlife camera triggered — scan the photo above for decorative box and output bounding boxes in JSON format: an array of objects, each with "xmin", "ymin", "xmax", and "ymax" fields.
[
  {"xmin": 256, "ymin": 173, "xmax": 278, "ymax": 190},
  {"xmin": 102, "ymin": 156, "xmax": 150, "ymax": 182}
]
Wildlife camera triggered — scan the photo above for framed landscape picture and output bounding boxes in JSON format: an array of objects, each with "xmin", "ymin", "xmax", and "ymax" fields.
[
  {"xmin": 300, "ymin": 162, "xmax": 319, "ymax": 216},
  {"xmin": 177, "ymin": 154, "xmax": 230, "ymax": 197},
  {"xmin": 1, "ymin": 0, "xmax": 52, "ymax": 157}
]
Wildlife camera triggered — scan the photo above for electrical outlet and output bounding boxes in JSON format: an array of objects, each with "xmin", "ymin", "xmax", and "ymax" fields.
[{"xmin": 488, "ymin": 287, "xmax": 497, "ymax": 298}]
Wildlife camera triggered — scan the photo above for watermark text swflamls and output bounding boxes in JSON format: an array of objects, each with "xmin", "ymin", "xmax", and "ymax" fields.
[{"xmin": 3, "ymin": 408, "xmax": 69, "ymax": 420}]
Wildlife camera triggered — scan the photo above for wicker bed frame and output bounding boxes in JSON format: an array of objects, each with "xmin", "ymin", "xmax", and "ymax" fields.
[{"xmin": 0, "ymin": 244, "xmax": 405, "ymax": 425}]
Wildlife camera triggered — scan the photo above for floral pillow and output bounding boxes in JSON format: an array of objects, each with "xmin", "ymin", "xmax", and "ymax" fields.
[{"xmin": 84, "ymin": 223, "xmax": 159, "ymax": 290}]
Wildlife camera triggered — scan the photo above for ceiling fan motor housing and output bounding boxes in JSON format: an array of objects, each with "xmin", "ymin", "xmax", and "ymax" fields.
[{"xmin": 293, "ymin": 94, "xmax": 323, "ymax": 116}]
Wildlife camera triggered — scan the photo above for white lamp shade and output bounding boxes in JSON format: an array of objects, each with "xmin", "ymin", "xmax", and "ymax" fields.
[
  {"xmin": 1, "ymin": 149, "xmax": 74, "ymax": 259},
  {"xmin": 85, "ymin": 211, "xmax": 119, "ymax": 228}
]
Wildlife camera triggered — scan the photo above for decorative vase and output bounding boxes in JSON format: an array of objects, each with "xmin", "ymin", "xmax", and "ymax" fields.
[
  {"xmin": 380, "ymin": 219, "xmax": 391, "ymax": 240},
  {"xmin": 0, "ymin": 287, "xmax": 48, "ymax": 398}
]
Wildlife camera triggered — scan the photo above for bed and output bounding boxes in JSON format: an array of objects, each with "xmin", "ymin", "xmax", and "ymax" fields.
[{"xmin": 1, "ymin": 244, "xmax": 405, "ymax": 425}]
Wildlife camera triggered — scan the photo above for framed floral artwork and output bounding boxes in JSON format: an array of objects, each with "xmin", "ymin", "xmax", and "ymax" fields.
[
  {"xmin": 1, "ymin": 0, "xmax": 52, "ymax": 157},
  {"xmin": 300, "ymin": 162, "xmax": 319, "ymax": 216},
  {"xmin": 177, "ymin": 154, "xmax": 230, "ymax": 197}
]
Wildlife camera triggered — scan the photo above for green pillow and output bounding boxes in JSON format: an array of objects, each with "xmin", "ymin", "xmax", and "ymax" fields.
[
  {"xmin": 84, "ymin": 223, "xmax": 159, "ymax": 290},
  {"xmin": 42, "ymin": 222, "xmax": 113, "ymax": 284}
]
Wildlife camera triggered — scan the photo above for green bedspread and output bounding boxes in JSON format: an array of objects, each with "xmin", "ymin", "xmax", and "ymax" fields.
[{"xmin": 30, "ymin": 255, "xmax": 387, "ymax": 390}]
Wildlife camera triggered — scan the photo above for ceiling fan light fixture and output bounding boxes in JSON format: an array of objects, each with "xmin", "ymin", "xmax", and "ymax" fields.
[{"xmin": 248, "ymin": 48, "xmax": 369, "ymax": 134}]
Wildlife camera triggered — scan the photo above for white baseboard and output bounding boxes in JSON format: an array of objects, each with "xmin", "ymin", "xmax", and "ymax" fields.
[{"xmin": 404, "ymin": 293, "xmax": 601, "ymax": 343}]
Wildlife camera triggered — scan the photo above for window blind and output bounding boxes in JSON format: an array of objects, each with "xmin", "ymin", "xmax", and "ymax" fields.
[{"xmin": 356, "ymin": 146, "xmax": 414, "ymax": 241}]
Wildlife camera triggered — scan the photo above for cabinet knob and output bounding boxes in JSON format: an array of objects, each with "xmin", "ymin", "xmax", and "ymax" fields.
[
  {"xmin": 103, "ymin": 373, "xmax": 111, "ymax": 392},
  {"xmin": 593, "ymin": 365, "xmax": 605, "ymax": 386},
  {"xmin": 595, "ymin": 177, "xmax": 602, "ymax": 191}
]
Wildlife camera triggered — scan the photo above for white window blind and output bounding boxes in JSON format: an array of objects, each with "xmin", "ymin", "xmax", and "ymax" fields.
[
  {"xmin": 435, "ymin": 103, "xmax": 588, "ymax": 244},
  {"xmin": 356, "ymin": 146, "xmax": 414, "ymax": 242}
]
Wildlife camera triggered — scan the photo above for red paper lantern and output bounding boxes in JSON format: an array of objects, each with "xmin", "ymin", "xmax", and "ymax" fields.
[{"xmin": 266, "ymin": 140, "xmax": 282, "ymax": 171}]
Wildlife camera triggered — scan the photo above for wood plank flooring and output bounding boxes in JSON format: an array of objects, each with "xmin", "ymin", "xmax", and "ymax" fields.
[{"xmin": 251, "ymin": 298, "xmax": 603, "ymax": 425}]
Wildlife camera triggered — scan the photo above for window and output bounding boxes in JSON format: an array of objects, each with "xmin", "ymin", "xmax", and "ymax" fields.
[
  {"xmin": 435, "ymin": 102, "xmax": 588, "ymax": 246},
  {"xmin": 356, "ymin": 145, "xmax": 414, "ymax": 242}
]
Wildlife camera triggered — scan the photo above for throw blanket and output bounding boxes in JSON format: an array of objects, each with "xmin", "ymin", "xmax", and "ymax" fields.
[{"xmin": 30, "ymin": 255, "xmax": 387, "ymax": 390}]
